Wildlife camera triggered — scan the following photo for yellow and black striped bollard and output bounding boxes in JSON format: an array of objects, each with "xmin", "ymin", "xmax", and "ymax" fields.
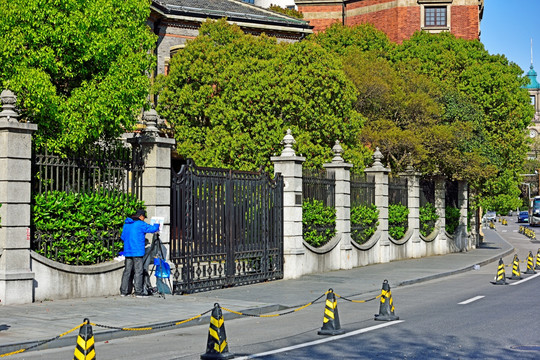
[
  {"xmin": 525, "ymin": 251, "xmax": 537, "ymax": 274},
  {"xmin": 374, "ymin": 280, "xmax": 399, "ymax": 321},
  {"xmin": 318, "ymin": 289, "xmax": 345, "ymax": 335},
  {"xmin": 492, "ymin": 258, "xmax": 508, "ymax": 285},
  {"xmin": 201, "ymin": 303, "xmax": 233, "ymax": 360},
  {"xmin": 73, "ymin": 318, "xmax": 96, "ymax": 360},
  {"xmin": 509, "ymin": 254, "xmax": 522, "ymax": 280}
]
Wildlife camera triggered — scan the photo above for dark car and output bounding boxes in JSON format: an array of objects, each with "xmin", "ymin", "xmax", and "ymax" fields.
[{"xmin": 518, "ymin": 211, "xmax": 529, "ymax": 223}]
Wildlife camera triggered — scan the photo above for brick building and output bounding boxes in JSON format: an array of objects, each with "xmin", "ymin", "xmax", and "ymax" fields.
[
  {"xmin": 149, "ymin": 0, "xmax": 312, "ymax": 75},
  {"xmin": 295, "ymin": 0, "xmax": 484, "ymax": 43}
]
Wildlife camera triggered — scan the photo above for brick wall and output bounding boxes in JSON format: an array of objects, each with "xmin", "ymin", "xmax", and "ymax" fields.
[
  {"xmin": 451, "ymin": 5, "xmax": 480, "ymax": 40},
  {"xmin": 299, "ymin": 0, "xmax": 480, "ymax": 42}
]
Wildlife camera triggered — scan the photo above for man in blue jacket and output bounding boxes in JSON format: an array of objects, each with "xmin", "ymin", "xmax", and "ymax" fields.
[{"xmin": 120, "ymin": 209, "xmax": 160, "ymax": 297}]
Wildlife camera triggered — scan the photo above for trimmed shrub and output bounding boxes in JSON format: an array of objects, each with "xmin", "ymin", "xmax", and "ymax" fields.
[
  {"xmin": 351, "ymin": 204, "xmax": 379, "ymax": 245},
  {"xmin": 389, "ymin": 203, "xmax": 409, "ymax": 240},
  {"xmin": 419, "ymin": 203, "xmax": 439, "ymax": 237},
  {"xmin": 302, "ymin": 198, "xmax": 336, "ymax": 247},
  {"xmin": 445, "ymin": 206, "xmax": 460, "ymax": 234},
  {"xmin": 33, "ymin": 190, "xmax": 144, "ymax": 265}
]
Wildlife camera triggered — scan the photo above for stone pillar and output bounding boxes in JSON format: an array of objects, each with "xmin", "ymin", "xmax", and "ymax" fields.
[
  {"xmin": 434, "ymin": 176, "xmax": 446, "ymax": 254},
  {"xmin": 456, "ymin": 181, "xmax": 469, "ymax": 251},
  {"xmin": 400, "ymin": 166, "xmax": 421, "ymax": 257},
  {"xmin": 128, "ymin": 109, "xmax": 175, "ymax": 253},
  {"xmin": 271, "ymin": 130, "xmax": 305, "ymax": 279},
  {"xmin": 364, "ymin": 148, "xmax": 390, "ymax": 263},
  {"xmin": 323, "ymin": 141, "xmax": 353, "ymax": 269},
  {"xmin": 0, "ymin": 90, "xmax": 37, "ymax": 304}
]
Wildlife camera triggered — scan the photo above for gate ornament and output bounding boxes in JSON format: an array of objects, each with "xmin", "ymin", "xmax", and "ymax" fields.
[
  {"xmin": 142, "ymin": 108, "xmax": 160, "ymax": 136},
  {"xmin": 280, "ymin": 129, "xmax": 296, "ymax": 157},
  {"xmin": 0, "ymin": 89, "xmax": 19, "ymax": 123},
  {"xmin": 331, "ymin": 140, "xmax": 344, "ymax": 163}
]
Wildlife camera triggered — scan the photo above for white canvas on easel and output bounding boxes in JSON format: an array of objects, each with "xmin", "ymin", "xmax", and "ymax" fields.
[{"xmin": 150, "ymin": 217, "xmax": 164, "ymax": 232}]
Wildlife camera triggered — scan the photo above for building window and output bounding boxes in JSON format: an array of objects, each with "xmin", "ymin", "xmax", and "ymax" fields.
[
  {"xmin": 242, "ymin": 0, "xmax": 255, "ymax": 3},
  {"xmin": 532, "ymin": 95, "xmax": 536, "ymax": 106},
  {"xmin": 425, "ymin": 7, "xmax": 447, "ymax": 27}
]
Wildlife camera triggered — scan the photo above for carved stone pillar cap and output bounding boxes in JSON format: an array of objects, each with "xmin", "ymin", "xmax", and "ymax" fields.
[
  {"xmin": 142, "ymin": 108, "xmax": 159, "ymax": 135},
  {"xmin": 281, "ymin": 129, "xmax": 296, "ymax": 157},
  {"xmin": 331, "ymin": 140, "xmax": 344, "ymax": 163},
  {"xmin": 0, "ymin": 89, "xmax": 19, "ymax": 122},
  {"xmin": 372, "ymin": 147, "xmax": 384, "ymax": 167}
]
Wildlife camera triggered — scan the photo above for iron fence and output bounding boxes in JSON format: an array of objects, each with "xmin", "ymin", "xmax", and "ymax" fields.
[
  {"xmin": 420, "ymin": 179, "xmax": 435, "ymax": 207},
  {"xmin": 302, "ymin": 169, "xmax": 335, "ymax": 207},
  {"xmin": 445, "ymin": 180, "xmax": 458, "ymax": 208},
  {"xmin": 31, "ymin": 142, "xmax": 144, "ymax": 263},
  {"xmin": 33, "ymin": 143, "xmax": 143, "ymax": 197},
  {"xmin": 389, "ymin": 176, "xmax": 408, "ymax": 206},
  {"xmin": 302, "ymin": 169, "xmax": 336, "ymax": 247},
  {"xmin": 350, "ymin": 173, "xmax": 375, "ymax": 207},
  {"xmin": 350, "ymin": 173, "xmax": 377, "ymax": 244}
]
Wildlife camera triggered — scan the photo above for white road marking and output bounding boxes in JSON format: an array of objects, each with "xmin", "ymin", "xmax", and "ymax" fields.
[
  {"xmin": 509, "ymin": 272, "xmax": 540, "ymax": 285},
  {"xmin": 458, "ymin": 296, "xmax": 484, "ymax": 305},
  {"xmin": 234, "ymin": 320, "xmax": 404, "ymax": 359}
]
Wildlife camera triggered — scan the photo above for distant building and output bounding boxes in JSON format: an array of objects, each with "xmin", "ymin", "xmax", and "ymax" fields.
[
  {"xmin": 149, "ymin": 0, "xmax": 312, "ymax": 75},
  {"xmin": 242, "ymin": 0, "xmax": 297, "ymax": 9},
  {"xmin": 295, "ymin": 0, "xmax": 484, "ymax": 43},
  {"xmin": 525, "ymin": 64, "xmax": 540, "ymax": 141}
]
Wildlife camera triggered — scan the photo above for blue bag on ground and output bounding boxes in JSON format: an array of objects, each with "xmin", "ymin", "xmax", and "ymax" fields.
[
  {"xmin": 154, "ymin": 258, "xmax": 172, "ymax": 295},
  {"xmin": 154, "ymin": 258, "xmax": 171, "ymax": 278}
]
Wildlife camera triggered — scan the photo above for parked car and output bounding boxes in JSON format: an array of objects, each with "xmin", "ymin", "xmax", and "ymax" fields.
[
  {"xmin": 483, "ymin": 211, "xmax": 497, "ymax": 222},
  {"xmin": 518, "ymin": 211, "xmax": 529, "ymax": 223}
]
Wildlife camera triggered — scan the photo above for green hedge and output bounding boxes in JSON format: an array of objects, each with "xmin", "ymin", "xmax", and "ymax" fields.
[
  {"xmin": 389, "ymin": 203, "xmax": 409, "ymax": 240},
  {"xmin": 351, "ymin": 204, "xmax": 379, "ymax": 245},
  {"xmin": 419, "ymin": 203, "xmax": 438, "ymax": 237},
  {"xmin": 445, "ymin": 206, "xmax": 460, "ymax": 234},
  {"xmin": 302, "ymin": 198, "xmax": 336, "ymax": 247},
  {"xmin": 33, "ymin": 190, "xmax": 144, "ymax": 265}
]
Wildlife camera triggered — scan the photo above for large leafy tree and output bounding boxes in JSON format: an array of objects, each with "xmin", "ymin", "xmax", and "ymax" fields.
[
  {"xmin": 157, "ymin": 19, "xmax": 369, "ymax": 172},
  {"xmin": 311, "ymin": 25, "xmax": 533, "ymax": 211},
  {"xmin": 390, "ymin": 32, "xmax": 534, "ymax": 211},
  {"xmin": 0, "ymin": 0, "xmax": 156, "ymax": 152}
]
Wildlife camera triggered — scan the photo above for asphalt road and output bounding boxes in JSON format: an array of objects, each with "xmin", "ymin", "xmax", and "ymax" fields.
[
  {"xmin": 8, "ymin": 261, "xmax": 540, "ymax": 360},
  {"xmin": 7, "ymin": 219, "xmax": 540, "ymax": 360}
]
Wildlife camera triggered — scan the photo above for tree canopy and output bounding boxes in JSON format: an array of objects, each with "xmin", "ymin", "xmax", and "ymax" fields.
[
  {"xmin": 308, "ymin": 24, "xmax": 534, "ymax": 211},
  {"xmin": 0, "ymin": 0, "xmax": 156, "ymax": 152},
  {"xmin": 157, "ymin": 19, "xmax": 369, "ymax": 173}
]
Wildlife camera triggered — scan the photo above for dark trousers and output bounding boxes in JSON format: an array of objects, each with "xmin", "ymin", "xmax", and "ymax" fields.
[{"xmin": 120, "ymin": 256, "xmax": 144, "ymax": 296}]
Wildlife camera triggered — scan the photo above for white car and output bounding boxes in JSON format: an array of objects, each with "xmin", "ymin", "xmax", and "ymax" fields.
[{"xmin": 483, "ymin": 211, "xmax": 497, "ymax": 222}]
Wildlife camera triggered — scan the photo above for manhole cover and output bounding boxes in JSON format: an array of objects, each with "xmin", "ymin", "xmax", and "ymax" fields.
[{"xmin": 511, "ymin": 345, "xmax": 540, "ymax": 351}]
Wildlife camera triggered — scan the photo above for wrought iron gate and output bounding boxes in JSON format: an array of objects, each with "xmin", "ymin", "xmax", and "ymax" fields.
[{"xmin": 171, "ymin": 160, "xmax": 283, "ymax": 294}]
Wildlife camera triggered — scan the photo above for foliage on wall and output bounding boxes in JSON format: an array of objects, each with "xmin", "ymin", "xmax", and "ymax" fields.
[
  {"xmin": 302, "ymin": 199, "xmax": 336, "ymax": 247},
  {"xmin": 350, "ymin": 204, "xmax": 379, "ymax": 244},
  {"xmin": 33, "ymin": 190, "xmax": 144, "ymax": 265},
  {"xmin": 388, "ymin": 203, "xmax": 409, "ymax": 239}
]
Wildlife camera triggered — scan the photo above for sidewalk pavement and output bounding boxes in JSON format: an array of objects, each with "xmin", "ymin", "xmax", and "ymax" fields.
[{"xmin": 0, "ymin": 227, "xmax": 517, "ymax": 355}]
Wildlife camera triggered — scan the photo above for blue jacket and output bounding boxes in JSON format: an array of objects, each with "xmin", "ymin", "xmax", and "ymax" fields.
[{"xmin": 121, "ymin": 218, "xmax": 160, "ymax": 257}]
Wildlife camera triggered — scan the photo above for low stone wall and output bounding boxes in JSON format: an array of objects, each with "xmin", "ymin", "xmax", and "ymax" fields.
[
  {"xmin": 302, "ymin": 228, "xmax": 461, "ymax": 273},
  {"xmin": 31, "ymin": 252, "xmax": 124, "ymax": 301}
]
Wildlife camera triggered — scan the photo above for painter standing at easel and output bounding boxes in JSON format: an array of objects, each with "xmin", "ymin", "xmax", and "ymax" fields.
[{"xmin": 120, "ymin": 209, "xmax": 160, "ymax": 297}]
